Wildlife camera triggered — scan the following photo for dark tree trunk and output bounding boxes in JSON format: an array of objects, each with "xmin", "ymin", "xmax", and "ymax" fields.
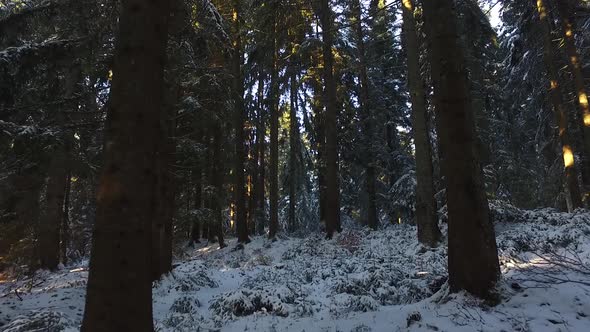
[
  {"xmin": 161, "ymin": 111, "xmax": 177, "ymax": 277},
  {"xmin": 250, "ymin": 110, "xmax": 260, "ymax": 236},
  {"xmin": 269, "ymin": 11, "xmax": 279, "ymax": 239},
  {"xmin": 39, "ymin": 151, "xmax": 66, "ymax": 270},
  {"xmin": 39, "ymin": 67, "xmax": 78, "ymax": 270},
  {"xmin": 556, "ymin": 0, "xmax": 590, "ymax": 200},
  {"xmin": 352, "ymin": 0, "xmax": 378, "ymax": 230},
  {"xmin": 14, "ymin": 171, "xmax": 42, "ymax": 254},
  {"xmin": 81, "ymin": 0, "xmax": 170, "ymax": 330},
  {"xmin": 461, "ymin": 6, "xmax": 491, "ymax": 166},
  {"xmin": 422, "ymin": 0, "xmax": 500, "ymax": 299},
  {"xmin": 311, "ymin": 78, "xmax": 328, "ymax": 232},
  {"xmin": 319, "ymin": 0, "xmax": 341, "ymax": 239},
  {"xmin": 151, "ymin": 95, "xmax": 176, "ymax": 281},
  {"xmin": 536, "ymin": 0, "xmax": 583, "ymax": 211},
  {"xmin": 256, "ymin": 67, "xmax": 266, "ymax": 236},
  {"xmin": 232, "ymin": 0, "xmax": 249, "ymax": 243},
  {"xmin": 190, "ymin": 129, "xmax": 202, "ymax": 244},
  {"xmin": 205, "ymin": 131, "xmax": 217, "ymax": 243},
  {"xmin": 190, "ymin": 166, "xmax": 201, "ymax": 244},
  {"xmin": 289, "ymin": 71, "xmax": 299, "ymax": 233},
  {"xmin": 400, "ymin": 0, "xmax": 441, "ymax": 246},
  {"xmin": 213, "ymin": 125, "xmax": 226, "ymax": 248},
  {"xmin": 61, "ymin": 166, "xmax": 71, "ymax": 265}
]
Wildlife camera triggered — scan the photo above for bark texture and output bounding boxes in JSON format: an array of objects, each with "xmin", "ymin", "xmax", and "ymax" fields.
[
  {"xmin": 269, "ymin": 9, "xmax": 279, "ymax": 239},
  {"xmin": 319, "ymin": 0, "xmax": 341, "ymax": 239},
  {"xmin": 255, "ymin": 68, "xmax": 266, "ymax": 235},
  {"xmin": 232, "ymin": 0, "xmax": 249, "ymax": 243},
  {"xmin": 352, "ymin": 0, "xmax": 377, "ymax": 230},
  {"xmin": 81, "ymin": 0, "xmax": 170, "ymax": 329},
  {"xmin": 536, "ymin": 0, "xmax": 582, "ymax": 211},
  {"xmin": 422, "ymin": 0, "xmax": 500, "ymax": 299},
  {"xmin": 556, "ymin": 0, "xmax": 590, "ymax": 199},
  {"xmin": 401, "ymin": 0, "xmax": 441, "ymax": 246}
]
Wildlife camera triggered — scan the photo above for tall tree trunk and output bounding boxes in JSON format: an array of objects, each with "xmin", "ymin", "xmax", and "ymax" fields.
[
  {"xmin": 256, "ymin": 67, "xmax": 266, "ymax": 235},
  {"xmin": 190, "ymin": 165, "xmax": 201, "ymax": 245},
  {"xmin": 352, "ymin": 0, "xmax": 378, "ymax": 230},
  {"xmin": 311, "ymin": 77, "xmax": 328, "ymax": 232},
  {"xmin": 400, "ymin": 0, "xmax": 441, "ymax": 246},
  {"xmin": 61, "ymin": 166, "xmax": 71, "ymax": 265},
  {"xmin": 151, "ymin": 95, "xmax": 176, "ymax": 281},
  {"xmin": 422, "ymin": 0, "xmax": 500, "ymax": 299},
  {"xmin": 250, "ymin": 106, "xmax": 260, "ymax": 236},
  {"xmin": 81, "ymin": 0, "xmax": 170, "ymax": 329},
  {"xmin": 536, "ymin": 0, "xmax": 583, "ymax": 211},
  {"xmin": 232, "ymin": 0, "xmax": 249, "ymax": 243},
  {"xmin": 269, "ymin": 11, "xmax": 280, "ymax": 239},
  {"xmin": 161, "ymin": 110, "xmax": 177, "ymax": 276},
  {"xmin": 39, "ymin": 67, "xmax": 78, "ymax": 270},
  {"xmin": 213, "ymin": 124, "xmax": 226, "ymax": 248},
  {"xmin": 461, "ymin": 3, "xmax": 491, "ymax": 166},
  {"xmin": 556, "ymin": 0, "xmax": 590, "ymax": 200},
  {"xmin": 39, "ymin": 151, "xmax": 66, "ymax": 270},
  {"xmin": 289, "ymin": 71, "xmax": 299, "ymax": 233},
  {"xmin": 190, "ymin": 128, "xmax": 202, "ymax": 244},
  {"xmin": 13, "ymin": 170, "xmax": 42, "ymax": 264},
  {"xmin": 319, "ymin": 0, "xmax": 341, "ymax": 239}
]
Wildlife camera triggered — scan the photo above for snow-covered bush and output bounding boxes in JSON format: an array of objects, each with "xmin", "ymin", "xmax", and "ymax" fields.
[
  {"xmin": 153, "ymin": 261, "xmax": 217, "ymax": 294},
  {"xmin": 497, "ymin": 209, "xmax": 590, "ymax": 255},
  {"xmin": 158, "ymin": 296, "xmax": 206, "ymax": 331},
  {"xmin": 330, "ymin": 294, "xmax": 380, "ymax": 315},
  {"xmin": 1, "ymin": 310, "xmax": 75, "ymax": 332},
  {"xmin": 211, "ymin": 287, "xmax": 292, "ymax": 320}
]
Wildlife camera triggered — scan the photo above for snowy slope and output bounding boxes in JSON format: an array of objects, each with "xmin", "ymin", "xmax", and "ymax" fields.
[{"xmin": 1, "ymin": 209, "xmax": 590, "ymax": 331}]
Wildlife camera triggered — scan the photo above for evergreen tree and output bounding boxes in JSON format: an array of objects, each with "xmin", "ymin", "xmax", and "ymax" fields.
[
  {"xmin": 82, "ymin": 0, "xmax": 171, "ymax": 330},
  {"xmin": 400, "ymin": 0, "xmax": 441, "ymax": 246},
  {"xmin": 422, "ymin": 0, "xmax": 500, "ymax": 299}
]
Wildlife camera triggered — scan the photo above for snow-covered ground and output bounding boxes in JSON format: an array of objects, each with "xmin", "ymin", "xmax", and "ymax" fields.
[{"xmin": 1, "ymin": 208, "xmax": 590, "ymax": 331}]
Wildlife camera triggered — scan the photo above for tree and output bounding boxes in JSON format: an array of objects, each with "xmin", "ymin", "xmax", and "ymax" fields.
[
  {"xmin": 318, "ymin": 0, "xmax": 341, "ymax": 238},
  {"xmin": 556, "ymin": 0, "xmax": 590, "ymax": 197},
  {"xmin": 289, "ymin": 70, "xmax": 300, "ymax": 233},
  {"xmin": 232, "ymin": 0, "xmax": 250, "ymax": 243},
  {"xmin": 535, "ymin": 0, "xmax": 582, "ymax": 211},
  {"xmin": 255, "ymin": 67, "xmax": 266, "ymax": 235},
  {"xmin": 81, "ymin": 0, "xmax": 170, "ymax": 329},
  {"xmin": 400, "ymin": 0, "xmax": 441, "ymax": 246},
  {"xmin": 269, "ymin": 2, "xmax": 280, "ymax": 239},
  {"xmin": 351, "ymin": 0, "xmax": 378, "ymax": 230},
  {"xmin": 422, "ymin": 0, "xmax": 500, "ymax": 299}
]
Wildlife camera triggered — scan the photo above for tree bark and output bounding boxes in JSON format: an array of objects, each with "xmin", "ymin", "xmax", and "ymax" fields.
[
  {"xmin": 161, "ymin": 110, "xmax": 177, "ymax": 277},
  {"xmin": 319, "ymin": 0, "xmax": 341, "ymax": 239},
  {"xmin": 352, "ymin": 0, "xmax": 378, "ymax": 230},
  {"xmin": 190, "ymin": 166, "xmax": 201, "ymax": 245},
  {"xmin": 556, "ymin": 0, "xmax": 590, "ymax": 200},
  {"xmin": 39, "ymin": 66, "xmax": 78, "ymax": 270},
  {"xmin": 13, "ymin": 170, "xmax": 42, "ymax": 259},
  {"xmin": 232, "ymin": 0, "xmax": 249, "ymax": 243},
  {"xmin": 536, "ymin": 0, "xmax": 583, "ymax": 211},
  {"xmin": 422, "ymin": 0, "xmax": 500, "ymax": 299},
  {"xmin": 289, "ymin": 70, "xmax": 299, "ymax": 233},
  {"xmin": 61, "ymin": 166, "xmax": 71, "ymax": 265},
  {"xmin": 213, "ymin": 124, "xmax": 226, "ymax": 248},
  {"xmin": 310, "ymin": 74, "xmax": 328, "ymax": 232},
  {"xmin": 269, "ymin": 10, "xmax": 279, "ymax": 239},
  {"xmin": 256, "ymin": 67, "xmax": 266, "ymax": 235},
  {"xmin": 81, "ymin": 0, "xmax": 170, "ymax": 329},
  {"xmin": 38, "ymin": 151, "xmax": 66, "ymax": 270},
  {"xmin": 400, "ymin": 0, "xmax": 441, "ymax": 246}
]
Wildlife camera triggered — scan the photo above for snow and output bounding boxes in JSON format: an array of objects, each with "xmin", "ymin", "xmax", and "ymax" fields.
[{"xmin": 1, "ymin": 208, "xmax": 590, "ymax": 331}]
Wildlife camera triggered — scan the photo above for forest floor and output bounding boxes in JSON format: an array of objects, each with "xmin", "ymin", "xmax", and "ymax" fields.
[{"xmin": 1, "ymin": 207, "xmax": 590, "ymax": 331}]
